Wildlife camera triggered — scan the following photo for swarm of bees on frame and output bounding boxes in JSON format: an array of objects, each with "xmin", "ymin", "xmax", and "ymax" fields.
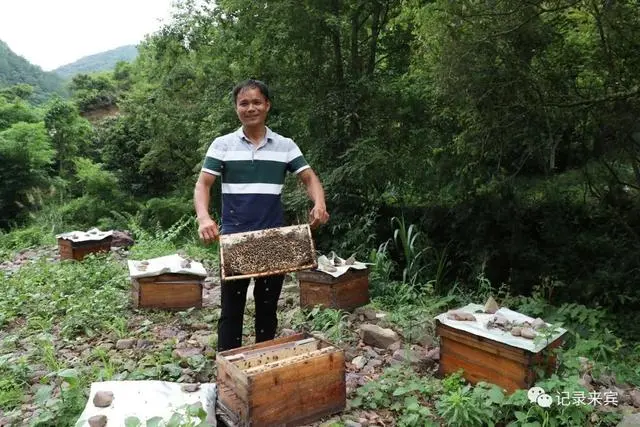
[{"xmin": 223, "ymin": 230, "xmax": 314, "ymax": 276}]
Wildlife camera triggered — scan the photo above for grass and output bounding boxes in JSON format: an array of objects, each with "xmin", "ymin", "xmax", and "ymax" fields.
[{"xmin": 0, "ymin": 219, "xmax": 638, "ymax": 426}]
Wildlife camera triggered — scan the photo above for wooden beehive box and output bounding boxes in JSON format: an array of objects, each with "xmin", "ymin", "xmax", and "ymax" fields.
[
  {"xmin": 297, "ymin": 268, "xmax": 370, "ymax": 311},
  {"xmin": 219, "ymin": 224, "xmax": 317, "ymax": 281},
  {"xmin": 57, "ymin": 228, "xmax": 113, "ymax": 261},
  {"xmin": 435, "ymin": 305, "xmax": 566, "ymax": 393},
  {"xmin": 216, "ymin": 332, "xmax": 346, "ymax": 426},
  {"xmin": 128, "ymin": 255, "xmax": 207, "ymax": 310},
  {"xmin": 131, "ymin": 273, "xmax": 203, "ymax": 310}
]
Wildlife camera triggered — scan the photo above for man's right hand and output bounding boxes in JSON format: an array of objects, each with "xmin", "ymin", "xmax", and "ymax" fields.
[{"xmin": 198, "ymin": 217, "xmax": 220, "ymax": 244}]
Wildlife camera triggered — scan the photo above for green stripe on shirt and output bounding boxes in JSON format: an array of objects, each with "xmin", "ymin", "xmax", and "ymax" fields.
[
  {"xmin": 203, "ymin": 156, "xmax": 223, "ymax": 174},
  {"xmin": 287, "ymin": 155, "xmax": 308, "ymax": 173},
  {"xmin": 223, "ymin": 160, "xmax": 287, "ymax": 185}
]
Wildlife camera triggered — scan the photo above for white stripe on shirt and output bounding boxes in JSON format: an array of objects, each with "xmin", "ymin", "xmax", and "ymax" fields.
[
  {"xmin": 287, "ymin": 146, "xmax": 304, "ymax": 162},
  {"xmin": 223, "ymin": 150, "xmax": 289, "ymax": 162},
  {"xmin": 221, "ymin": 183, "xmax": 284, "ymax": 194},
  {"xmin": 202, "ymin": 168, "xmax": 221, "ymax": 176},
  {"xmin": 294, "ymin": 165, "xmax": 311, "ymax": 174}
]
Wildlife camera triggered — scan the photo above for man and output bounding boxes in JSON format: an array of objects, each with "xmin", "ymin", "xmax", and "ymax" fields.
[{"xmin": 194, "ymin": 79, "xmax": 329, "ymax": 351}]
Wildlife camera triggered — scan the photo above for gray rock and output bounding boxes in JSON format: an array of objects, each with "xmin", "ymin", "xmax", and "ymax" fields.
[
  {"xmin": 176, "ymin": 331, "xmax": 190, "ymax": 342},
  {"xmin": 344, "ymin": 349, "xmax": 358, "ymax": 362},
  {"xmin": 344, "ymin": 421, "xmax": 362, "ymax": 427},
  {"xmin": 599, "ymin": 374, "xmax": 617, "ymax": 387},
  {"xmin": 351, "ymin": 356, "xmax": 367, "ymax": 370},
  {"xmin": 181, "ymin": 383, "xmax": 200, "ymax": 393},
  {"xmin": 173, "ymin": 347, "xmax": 203, "ymax": 360},
  {"xmin": 88, "ymin": 414, "xmax": 108, "ymax": 427},
  {"xmin": 418, "ymin": 334, "xmax": 434, "ymax": 348},
  {"xmin": 191, "ymin": 323, "xmax": 210, "ymax": 330},
  {"xmin": 136, "ymin": 339, "xmax": 153, "ymax": 349},
  {"xmin": 612, "ymin": 386, "xmax": 630, "ymax": 405},
  {"xmin": 425, "ymin": 347, "xmax": 440, "ymax": 362},
  {"xmin": 364, "ymin": 346, "xmax": 379, "ymax": 358},
  {"xmin": 177, "ymin": 374, "xmax": 194, "ymax": 383},
  {"xmin": 361, "ymin": 366, "xmax": 375, "ymax": 375},
  {"xmin": 359, "ymin": 324, "xmax": 400, "ymax": 349},
  {"xmin": 629, "ymin": 389, "xmax": 640, "ymax": 408},
  {"xmin": 280, "ymin": 328, "xmax": 297, "ymax": 337},
  {"xmin": 193, "ymin": 334, "xmax": 215, "ymax": 347},
  {"xmin": 618, "ymin": 413, "xmax": 640, "ymax": 427},
  {"xmin": 196, "ymin": 371, "xmax": 211, "ymax": 383},
  {"xmin": 365, "ymin": 358, "xmax": 383, "ymax": 370},
  {"xmin": 387, "ymin": 340, "xmax": 401, "ymax": 351},
  {"xmin": 115, "ymin": 339, "xmax": 136, "ymax": 350},
  {"xmin": 93, "ymin": 390, "xmax": 114, "ymax": 407},
  {"xmin": 392, "ymin": 348, "xmax": 422, "ymax": 364},
  {"xmin": 579, "ymin": 374, "xmax": 594, "ymax": 391},
  {"xmin": 111, "ymin": 230, "xmax": 134, "ymax": 248},
  {"xmin": 355, "ymin": 307, "xmax": 378, "ymax": 321}
]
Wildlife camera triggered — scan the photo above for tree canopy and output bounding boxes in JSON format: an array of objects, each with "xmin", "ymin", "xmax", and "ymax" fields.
[{"xmin": 2, "ymin": 0, "xmax": 640, "ymax": 311}]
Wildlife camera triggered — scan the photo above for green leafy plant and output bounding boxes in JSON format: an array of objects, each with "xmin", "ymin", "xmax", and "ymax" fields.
[
  {"xmin": 32, "ymin": 368, "xmax": 87, "ymax": 427},
  {"xmin": 306, "ymin": 306, "xmax": 351, "ymax": 344},
  {"xmin": 390, "ymin": 216, "xmax": 430, "ymax": 286},
  {"xmin": 350, "ymin": 365, "xmax": 438, "ymax": 425},
  {"xmin": 123, "ymin": 402, "xmax": 209, "ymax": 427}
]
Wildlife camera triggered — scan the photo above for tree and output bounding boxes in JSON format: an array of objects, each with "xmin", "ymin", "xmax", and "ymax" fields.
[
  {"xmin": 0, "ymin": 122, "xmax": 54, "ymax": 228},
  {"xmin": 43, "ymin": 98, "xmax": 93, "ymax": 179},
  {"xmin": 68, "ymin": 73, "xmax": 118, "ymax": 112}
]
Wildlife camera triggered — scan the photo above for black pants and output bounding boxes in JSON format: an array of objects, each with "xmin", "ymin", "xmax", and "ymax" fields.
[{"xmin": 217, "ymin": 274, "xmax": 285, "ymax": 352}]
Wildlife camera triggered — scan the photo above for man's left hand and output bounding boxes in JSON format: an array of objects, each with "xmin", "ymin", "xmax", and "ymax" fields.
[{"xmin": 309, "ymin": 205, "xmax": 329, "ymax": 229}]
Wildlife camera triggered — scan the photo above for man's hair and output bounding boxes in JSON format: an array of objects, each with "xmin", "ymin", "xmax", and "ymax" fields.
[{"xmin": 232, "ymin": 79, "xmax": 271, "ymax": 104}]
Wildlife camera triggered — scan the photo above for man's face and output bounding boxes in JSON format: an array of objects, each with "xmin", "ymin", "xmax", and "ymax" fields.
[{"xmin": 235, "ymin": 87, "xmax": 270, "ymax": 128}]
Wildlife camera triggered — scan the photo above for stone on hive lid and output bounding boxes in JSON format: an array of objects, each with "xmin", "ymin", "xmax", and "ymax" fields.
[{"xmin": 484, "ymin": 296, "xmax": 499, "ymax": 314}]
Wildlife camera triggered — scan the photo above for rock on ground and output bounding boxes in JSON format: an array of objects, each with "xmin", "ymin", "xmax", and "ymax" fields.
[
  {"xmin": 358, "ymin": 324, "xmax": 400, "ymax": 349},
  {"xmin": 618, "ymin": 413, "xmax": 640, "ymax": 427}
]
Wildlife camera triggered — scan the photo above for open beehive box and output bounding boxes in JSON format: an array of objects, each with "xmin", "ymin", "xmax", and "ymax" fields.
[
  {"xmin": 216, "ymin": 332, "xmax": 346, "ymax": 426},
  {"xmin": 219, "ymin": 224, "xmax": 317, "ymax": 281}
]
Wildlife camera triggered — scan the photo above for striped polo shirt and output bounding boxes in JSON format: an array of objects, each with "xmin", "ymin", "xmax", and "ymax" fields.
[{"xmin": 201, "ymin": 127, "xmax": 310, "ymax": 234}]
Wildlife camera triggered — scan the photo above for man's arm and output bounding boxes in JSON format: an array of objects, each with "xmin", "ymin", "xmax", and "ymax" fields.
[
  {"xmin": 297, "ymin": 168, "xmax": 330, "ymax": 229},
  {"xmin": 194, "ymin": 171, "xmax": 220, "ymax": 243}
]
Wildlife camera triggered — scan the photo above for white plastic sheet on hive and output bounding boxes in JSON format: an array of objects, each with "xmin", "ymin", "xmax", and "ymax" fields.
[
  {"xmin": 434, "ymin": 303, "xmax": 567, "ymax": 353},
  {"xmin": 75, "ymin": 381, "xmax": 217, "ymax": 426},
  {"xmin": 127, "ymin": 254, "xmax": 208, "ymax": 279},
  {"xmin": 56, "ymin": 227, "xmax": 113, "ymax": 242},
  {"xmin": 314, "ymin": 251, "xmax": 369, "ymax": 278}
]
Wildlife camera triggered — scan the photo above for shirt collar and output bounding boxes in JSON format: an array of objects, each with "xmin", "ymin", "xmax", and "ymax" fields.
[{"xmin": 235, "ymin": 126, "xmax": 274, "ymax": 143}]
